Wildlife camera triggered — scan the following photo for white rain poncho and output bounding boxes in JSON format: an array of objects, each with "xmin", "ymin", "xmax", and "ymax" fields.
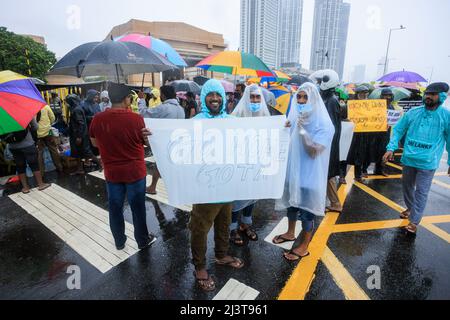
[
  {"xmin": 231, "ymin": 84, "xmax": 271, "ymax": 212},
  {"xmin": 232, "ymin": 84, "xmax": 271, "ymax": 118},
  {"xmin": 276, "ymin": 82, "xmax": 335, "ymax": 216}
]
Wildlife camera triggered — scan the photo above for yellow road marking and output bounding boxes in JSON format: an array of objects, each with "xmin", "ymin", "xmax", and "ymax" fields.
[
  {"xmin": 278, "ymin": 168, "xmax": 354, "ymax": 300},
  {"xmin": 354, "ymin": 181, "xmax": 405, "ymax": 213},
  {"xmin": 333, "ymin": 219, "xmax": 409, "ymax": 233},
  {"xmin": 421, "ymin": 223, "xmax": 450, "ymax": 244},
  {"xmin": 364, "ymin": 175, "xmax": 403, "ymax": 180},
  {"xmin": 321, "ymin": 247, "xmax": 370, "ymax": 300},
  {"xmin": 432, "ymin": 179, "xmax": 450, "ymax": 189},
  {"xmin": 386, "ymin": 162, "xmax": 403, "ymax": 171},
  {"xmin": 422, "ymin": 215, "xmax": 450, "ymax": 224}
]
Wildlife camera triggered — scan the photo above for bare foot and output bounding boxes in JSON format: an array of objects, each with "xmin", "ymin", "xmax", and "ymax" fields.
[{"xmin": 21, "ymin": 188, "xmax": 31, "ymax": 194}]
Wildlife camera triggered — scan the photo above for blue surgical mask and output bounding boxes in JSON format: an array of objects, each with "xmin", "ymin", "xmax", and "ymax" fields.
[
  {"xmin": 297, "ymin": 103, "xmax": 313, "ymax": 114},
  {"xmin": 249, "ymin": 103, "xmax": 261, "ymax": 112}
]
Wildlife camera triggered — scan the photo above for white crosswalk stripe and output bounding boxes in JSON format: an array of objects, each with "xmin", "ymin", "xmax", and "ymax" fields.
[
  {"xmin": 8, "ymin": 184, "xmax": 139, "ymax": 273},
  {"xmin": 213, "ymin": 279, "xmax": 260, "ymax": 300},
  {"xmin": 88, "ymin": 170, "xmax": 192, "ymax": 212}
]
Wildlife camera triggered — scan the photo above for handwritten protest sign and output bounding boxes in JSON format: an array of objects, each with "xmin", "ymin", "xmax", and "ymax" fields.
[
  {"xmin": 348, "ymin": 100, "xmax": 388, "ymax": 133},
  {"xmin": 144, "ymin": 116, "xmax": 290, "ymax": 206},
  {"xmin": 387, "ymin": 110, "xmax": 403, "ymax": 126}
]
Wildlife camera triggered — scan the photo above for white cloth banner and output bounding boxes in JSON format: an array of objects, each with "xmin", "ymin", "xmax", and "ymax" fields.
[
  {"xmin": 145, "ymin": 116, "xmax": 290, "ymax": 206},
  {"xmin": 340, "ymin": 121, "xmax": 355, "ymax": 161},
  {"xmin": 387, "ymin": 110, "xmax": 403, "ymax": 126}
]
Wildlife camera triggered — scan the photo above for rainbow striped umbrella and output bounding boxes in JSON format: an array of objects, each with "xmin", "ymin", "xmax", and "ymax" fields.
[
  {"xmin": 196, "ymin": 51, "xmax": 273, "ymax": 77},
  {"xmin": 0, "ymin": 70, "xmax": 47, "ymax": 135}
]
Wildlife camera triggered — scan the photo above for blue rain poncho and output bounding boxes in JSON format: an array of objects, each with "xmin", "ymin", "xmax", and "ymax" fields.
[
  {"xmin": 386, "ymin": 103, "xmax": 450, "ymax": 170},
  {"xmin": 276, "ymin": 83, "xmax": 335, "ymax": 216},
  {"xmin": 194, "ymin": 79, "xmax": 233, "ymax": 119}
]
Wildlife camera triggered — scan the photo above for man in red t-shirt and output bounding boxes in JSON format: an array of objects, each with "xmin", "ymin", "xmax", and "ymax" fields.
[{"xmin": 90, "ymin": 83, "xmax": 156, "ymax": 250}]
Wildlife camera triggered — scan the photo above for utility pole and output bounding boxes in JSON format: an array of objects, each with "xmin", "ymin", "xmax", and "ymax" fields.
[{"xmin": 383, "ymin": 25, "xmax": 406, "ymax": 75}]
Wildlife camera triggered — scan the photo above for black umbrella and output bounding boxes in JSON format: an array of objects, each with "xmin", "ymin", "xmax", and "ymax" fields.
[
  {"xmin": 47, "ymin": 41, "xmax": 177, "ymax": 82},
  {"xmin": 193, "ymin": 76, "xmax": 210, "ymax": 86},
  {"xmin": 287, "ymin": 75, "xmax": 312, "ymax": 86},
  {"xmin": 169, "ymin": 80, "xmax": 201, "ymax": 95}
]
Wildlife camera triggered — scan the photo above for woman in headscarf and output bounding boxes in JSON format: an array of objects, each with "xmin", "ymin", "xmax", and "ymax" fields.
[
  {"xmin": 229, "ymin": 84, "xmax": 271, "ymax": 245},
  {"xmin": 99, "ymin": 91, "xmax": 112, "ymax": 112},
  {"xmin": 273, "ymin": 83, "xmax": 335, "ymax": 261}
]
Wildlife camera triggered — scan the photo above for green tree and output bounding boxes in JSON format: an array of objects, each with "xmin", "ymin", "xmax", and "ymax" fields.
[{"xmin": 0, "ymin": 26, "xmax": 57, "ymax": 81}]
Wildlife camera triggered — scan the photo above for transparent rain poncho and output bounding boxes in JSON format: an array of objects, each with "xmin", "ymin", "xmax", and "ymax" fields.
[
  {"xmin": 232, "ymin": 84, "xmax": 271, "ymax": 118},
  {"xmin": 276, "ymin": 82, "xmax": 335, "ymax": 216},
  {"xmin": 231, "ymin": 84, "xmax": 271, "ymax": 212}
]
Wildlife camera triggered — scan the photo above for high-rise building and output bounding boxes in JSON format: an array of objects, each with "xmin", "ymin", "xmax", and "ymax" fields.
[
  {"xmin": 351, "ymin": 65, "xmax": 366, "ymax": 83},
  {"xmin": 310, "ymin": 0, "xmax": 351, "ymax": 79},
  {"xmin": 278, "ymin": 0, "xmax": 304, "ymax": 67},
  {"xmin": 240, "ymin": 0, "xmax": 281, "ymax": 68}
]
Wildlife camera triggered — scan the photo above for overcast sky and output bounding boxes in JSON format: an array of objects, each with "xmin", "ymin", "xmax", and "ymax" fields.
[{"xmin": 1, "ymin": 0, "xmax": 449, "ymax": 84}]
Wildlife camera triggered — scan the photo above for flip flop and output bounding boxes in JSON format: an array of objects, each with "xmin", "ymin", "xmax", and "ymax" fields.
[
  {"xmin": 215, "ymin": 257, "xmax": 244, "ymax": 269},
  {"xmin": 193, "ymin": 272, "xmax": 216, "ymax": 292},
  {"xmin": 283, "ymin": 250, "xmax": 310, "ymax": 262},
  {"xmin": 21, "ymin": 189, "xmax": 31, "ymax": 194},
  {"xmin": 272, "ymin": 235, "xmax": 296, "ymax": 245},
  {"xmin": 38, "ymin": 184, "xmax": 51, "ymax": 191},
  {"xmin": 146, "ymin": 190, "xmax": 157, "ymax": 195}
]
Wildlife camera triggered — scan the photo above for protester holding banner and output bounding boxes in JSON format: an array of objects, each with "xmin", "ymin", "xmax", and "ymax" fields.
[
  {"xmin": 366, "ymin": 88, "xmax": 397, "ymax": 177},
  {"xmin": 189, "ymin": 79, "xmax": 244, "ymax": 291},
  {"xmin": 274, "ymin": 83, "xmax": 335, "ymax": 261},
  {"xmin": 229, "ymin": 84, "xmax": 271, "ymax": 246},
  {"xmin": 383, "ymin": 82, "xmax": 450, "ymax": 235},
  {"xmin": 347, "ymin": 85, "xmax": 372, "ymax": 182}
]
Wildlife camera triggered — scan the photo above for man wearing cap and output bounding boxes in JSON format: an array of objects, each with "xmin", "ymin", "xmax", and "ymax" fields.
[
  {"xmin": 383, "ymin": 82, "xmax": 450, "ymax": 235},
  {"xmin": 89, "ymin": 83, "xmax": 156, "ymax": 250}
]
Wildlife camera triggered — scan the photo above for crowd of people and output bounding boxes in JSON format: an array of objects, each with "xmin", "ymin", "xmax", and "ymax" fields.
[{"xmin": 1, "ymin": 71, "xmax": 449, "ymax": 292}]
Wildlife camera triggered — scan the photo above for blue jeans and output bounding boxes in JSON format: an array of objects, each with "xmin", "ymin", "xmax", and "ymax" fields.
[
  {"xmin": 287, "ymin": 207, "xmax": 315, "ymax": 233},
  {"xmin": 402, "ymin": 166, "xmax": 435, "ymax": 225},
  {"xmin": 106, "ymin": 177, "xmax": 149, "ymax": 248},
  {"xmin": 231, "ymin": 204, "xmax": 254, "ymax": 231}
]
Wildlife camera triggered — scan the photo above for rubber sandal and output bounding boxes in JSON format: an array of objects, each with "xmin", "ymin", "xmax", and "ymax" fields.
[
  {"xmin": 215, "ymin": 257, "xmax": 244, "ymax": 269},
  {"xmin": 272, "ymin": 235, "xmax": 296, "ymax": 245},
  {"xmin": 146, "ymin": 190, "xmax": 157, "ymax": 195},
  {"xmin": 325, "ymin": 207, "xmax": 342, "ymax": 213},
  {"xmin": 404, "ymin": 224, "xmax": 417, "ymax": 235},
  {"xmin": 230, "ymin": 230, "xmax": 244, "ymax": 246},
  {"xmin": 283, "ymin": 250, "xmax": 310, "ymax": 262},
  {"xmin": 193, "ymin": 272, "xmax": 216, "ymax": 292},
  {"xmin": 38, "ymin": 183, "xmax": 51, "ymax": 191},
  {"xmin": 21, "ymin": 189, "xmax": 31, "ymax": 194},
  {"xmin": 240, "ymin": 226, "xmax": 258, "ymax": 241},
  {"xmin": 400, "ymin": 210, "xmax": 410, "ymax": 219}
]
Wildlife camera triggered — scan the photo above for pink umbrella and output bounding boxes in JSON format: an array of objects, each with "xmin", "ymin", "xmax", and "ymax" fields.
[
  {"xmin": 380, "ymin": 81, "xmax": 420, "ymax": 90},
  {"xmin": 219, "ymin": 80, "xmax": 235, "ymax": 93}
]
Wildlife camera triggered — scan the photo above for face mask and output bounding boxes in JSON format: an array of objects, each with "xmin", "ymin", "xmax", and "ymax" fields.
[
  {"xmin": 297, "ymin": 103, "xmax": 313, "ymax": 115},
  {"xmin": 249, "ymin": 103, "xmax": 261, "ymax": 112}
]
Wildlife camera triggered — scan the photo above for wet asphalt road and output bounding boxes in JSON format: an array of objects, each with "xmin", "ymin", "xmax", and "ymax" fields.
[{"xmin": 0, "ymin": 156, "xmax": 449, "ymax": 300}]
